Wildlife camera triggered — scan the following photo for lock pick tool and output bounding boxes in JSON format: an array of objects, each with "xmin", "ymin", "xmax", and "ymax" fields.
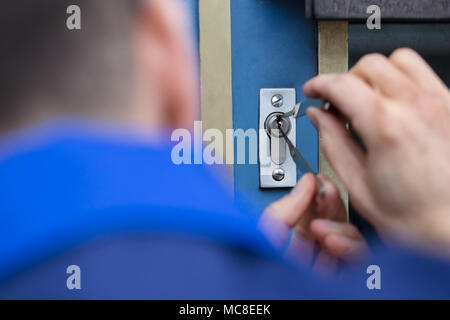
[
  {"xmin": 278, "ymin": 102, "xmax": 304, "ymax": 119},
  {"xmin": 279, "ymin": 100, "xmax": 332, "ymax": 120},
  {"xmin": 276, "ymin": 114, "xmax": 326, "ymax": 198}
]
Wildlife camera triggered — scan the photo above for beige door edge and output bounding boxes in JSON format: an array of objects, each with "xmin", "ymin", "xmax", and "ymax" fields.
[
  {"xmin": 318, "ymin": 20, "xmax": 349, "ymax": 212},
  {"xmin": 198, "ymin": 0, "xmax": 234, "ymax": 193}
]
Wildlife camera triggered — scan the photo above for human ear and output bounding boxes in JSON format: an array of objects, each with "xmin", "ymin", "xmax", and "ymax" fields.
[{"xmin": 134, "ymin": 0, "xmax": 198, "ymax": 129}]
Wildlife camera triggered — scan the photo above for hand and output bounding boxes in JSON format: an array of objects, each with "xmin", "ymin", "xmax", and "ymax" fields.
[
  {"xmin": 303, "ymin": 48, "xmax": 450, "ymax": 254},
  {"xmin": 259, "ymin": 174, "xmax": 368, "ymax": 276}
]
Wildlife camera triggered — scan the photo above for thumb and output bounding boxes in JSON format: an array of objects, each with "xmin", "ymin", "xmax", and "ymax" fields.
[{"xmin": 263, "ymin": 173, "xmax": 317, "ymax": 228}]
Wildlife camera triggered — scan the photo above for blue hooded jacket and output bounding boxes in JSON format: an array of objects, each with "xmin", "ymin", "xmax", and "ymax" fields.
[{"xmin": 0, "ymin": 120, "xmax": 449, "ymax": 299}]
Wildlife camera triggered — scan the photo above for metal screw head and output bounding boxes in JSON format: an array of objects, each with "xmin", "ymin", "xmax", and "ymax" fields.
[
  {"xmin": 271, "ymin": 94, "xmax": 283, "ymax": 108},
  {"xmin": 272, "ymin": 168, "xmax": 285, "ymax": 181}
]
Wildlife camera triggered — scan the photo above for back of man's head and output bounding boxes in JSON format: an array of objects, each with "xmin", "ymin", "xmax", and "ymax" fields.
[{"xmin": 0, "ymin": 0, "xmax": 135, "ymax": 133}]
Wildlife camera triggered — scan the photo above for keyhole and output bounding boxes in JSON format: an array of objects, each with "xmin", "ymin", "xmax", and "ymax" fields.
[{"xmin": 265, "ymin": 113, "xmax": 291, "ymax": 137}]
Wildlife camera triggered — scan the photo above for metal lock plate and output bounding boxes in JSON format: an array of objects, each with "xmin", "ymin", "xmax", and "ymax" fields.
[{"xmin": 259, "ymin": 89, "xmax": 297, "ymax": 188}]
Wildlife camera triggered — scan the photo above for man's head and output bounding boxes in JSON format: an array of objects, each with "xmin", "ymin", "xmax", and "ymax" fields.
[{"xmin": 0, "ymin": 0, "xmax": 197, "ymax": 134}]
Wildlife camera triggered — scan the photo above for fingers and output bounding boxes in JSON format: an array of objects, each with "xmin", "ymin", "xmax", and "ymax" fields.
[
  {"xmin": 307, "ymin": 108, "xmax": 382, "ymax": 227},
  {"xmin": 311, "ymin": 219, "xmax": 361, "ymax": 240},
  {"xmin": 350, "ymin": 53, "xmax": 416, "ymax": 99},
  {"xmin": 288, "ymin": 173, "xmax": 347, "ymax": 237},
  {"xmin": 307, "ymin": 108, "xmax": 373, "ymax": 211},
  {"xmin": 287, "ymin": 175, "xmax": 349, "ymax": 268},
  {"xmin": 262, "ymin": 173, "xmax": 317, "ymax": 228},
  {"xmin": 389, "ymin": 48, "xmax": 448, "ymax": 95},
  {"xmin": 310, "ymin": 219, "xmax": 369, "ymax": 262},
  {"xmin": 303, "ymin": 50, "xmax": 444, "ymax": 139},
  {"xmin": 315, "ymin": 174, "xmax": 347, "ymax": 222},
  {"xmin": 324, "ymin": 234, "xmax": 368, "ymax": 263},
  {"xmin": 303, "ymin": 73, "xmax": 379, "ymax": 138}
]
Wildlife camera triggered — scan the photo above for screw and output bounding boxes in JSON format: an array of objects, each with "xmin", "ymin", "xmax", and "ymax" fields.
[
  {"xmin": 272, "ymin": 168, "xmax": 285, "ymax": 181},
  {"xmin": 271, "ymin": 94, "xmax": 283, "ymax": 108}
]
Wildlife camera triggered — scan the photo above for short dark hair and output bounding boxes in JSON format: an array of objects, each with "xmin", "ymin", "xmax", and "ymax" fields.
[{"xmin": 0, "ymin": 0, "xmax": 135, "ymax": 131}]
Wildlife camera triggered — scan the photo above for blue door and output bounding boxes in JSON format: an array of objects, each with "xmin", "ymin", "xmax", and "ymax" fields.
[
  {"xmin": 230, "ymin": 0, "xmax": 318, "ymax": 209},
  {"xmin": 187, "ymin": 0, "xmax": 318, "ymax": 211}
]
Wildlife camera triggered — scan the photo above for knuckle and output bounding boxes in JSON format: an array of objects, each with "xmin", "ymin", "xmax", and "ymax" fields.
[
  {"xmin": 371, "ymin": 94, "xmax": 383, "ymax": 112},
  {"xmin": 390, "ymin": 48, "xmax": 418, "ymax": 63},
  {"xmin": 403, "ymin": 85, "xmax": 421, "ymax": 104},
  {"xmin": 309, "ymin": 74, "xmax": 335, "ymax": 98},
  {"xmin": 329, "ymin": 74, "xmax": 345, "ymax": 90},
  {"xmin": 379, "ymin": 125, "xmax": 399, "ymax": 146},
  {"xmin": 358, "ymin": 53, "xmax": 387, "ymax": 69},
  {"xmin": 330, "ymin": 74, "xmax": 356, "ymax": 95},
  {"xmin": 378, "ymin": 124, "xmax": 400, "ymax": 147},
  {"xmin": 334, "ymin": 73, "xmax": 351, "ymax": 83},
  {"xmin": 372, "ymin": 102, "xmax": 397, "ymax": 143},
  {"xmin": 352, "ymin": 94, "xmax": 380, "ymax": 132}
]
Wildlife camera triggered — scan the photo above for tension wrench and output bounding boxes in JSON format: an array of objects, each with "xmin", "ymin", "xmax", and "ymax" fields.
[
  {"xmin": 276, "ymin": 116, "xmax": 326, "ymax": 198},
  {"xmin": 279, "ymin": 100, "xmax": 332, "ymax": 120}
]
